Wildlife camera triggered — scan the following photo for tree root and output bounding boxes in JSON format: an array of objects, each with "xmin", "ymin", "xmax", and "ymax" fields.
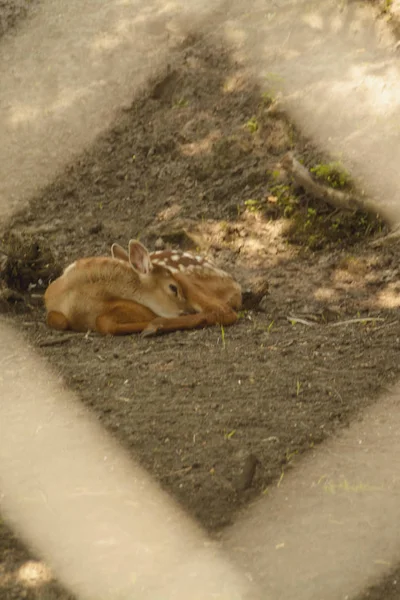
[{"xmin": 281, "ymin": 152, "xmax": 379, "ymax": 216}]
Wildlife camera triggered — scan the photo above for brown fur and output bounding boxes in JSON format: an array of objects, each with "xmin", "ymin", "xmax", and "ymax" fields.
[
  {"xmin": 45, "ymin": 241, "xmax": 243, "ymax": 336},
  {"xmin": 111, "ymin": 244, "xmax": 242, "ymax": 336},
  {"xmin": 44, "ymin": 242, "xmax": 193, "ymax": 335}
]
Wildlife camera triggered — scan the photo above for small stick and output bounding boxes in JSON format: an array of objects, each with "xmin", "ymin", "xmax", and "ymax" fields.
[
  {"xmin": 329, "ymin": 317, "xmax": 385, "ymax": 327},
  {"xmin": 38, "ymin": 335, "xmax": 77, "ymax": 347},
  {"xmin": 287, "ymin": 316, "xmax": 316, "ymax": 327}
]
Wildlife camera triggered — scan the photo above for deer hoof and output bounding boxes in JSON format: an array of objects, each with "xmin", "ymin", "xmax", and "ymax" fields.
[{"xmin": 141, "ymin": 322, "xmax": 160, "ymax": 337}]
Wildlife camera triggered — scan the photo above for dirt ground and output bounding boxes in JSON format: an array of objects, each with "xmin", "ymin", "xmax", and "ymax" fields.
[
  {"xmin": 2, "ymin": 3, "xmax": 400, "ymax": 600},
  {"xmin": 0, "ymin": 0, "xmax": 36, "ymax": 37}
]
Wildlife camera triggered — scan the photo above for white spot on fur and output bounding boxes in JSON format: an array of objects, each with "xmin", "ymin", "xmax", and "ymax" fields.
[
  {"xmin": 63, "ymin": 262, "xmax": 76, "ymax": 275},
  {"xmin": 183, "ymin": 252, "xmax": 194, "ymax": 258},
  {"xmin": 170, "ymin": 254, "xmax": 180, "ymax": 262},
  {"xmin": 178, "ymin": 263, "xmax": 186, "ymax": 271},
  {"xmin": 167, "ymin": 266, "xmax": 179, "ymax": 273},
  {"xmin": 195, "ymin": 255, "xmax": 203, "ymax": 261}
]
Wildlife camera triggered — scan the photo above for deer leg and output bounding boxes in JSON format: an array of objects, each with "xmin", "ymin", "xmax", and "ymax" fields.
[
  {"xmin": 211, "ymin": 307, "xmax": 238, "ymax": 326},
  {"xmin": 47, "ymin": 311, "xmax": 70, "ymax": 331},
  {"xmin": 183, "ymin": 287, "xmax": 239, "ymax": 326},
  {"xmin": 141, "ymin": 307, "xmax": 237, "ymax": 337},
  {"xmin": 189, "ymin": 301, "xmax": 239, "ymax": 327},
  {"xmin": 96, "ymin": 300, "xmax": 156, "ymax": 335},
  {"xmin": 97, "ymin": 299, "xmax": 238, "ymax": 337},
  {"xmin": 141, "ymin": 313, "xmax": 208, "ymax": 336}
]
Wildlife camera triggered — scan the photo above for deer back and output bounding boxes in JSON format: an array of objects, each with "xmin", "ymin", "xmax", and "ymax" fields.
[
  {"xmin": 45, "ymin": 244, "xmax": 193, "ymax": 331},
  {"xmin": 149, "ymin": 250, "xmax": 242, "ymax": 312},
  {"xmin": 44, "ymin": 257, "xmax": 142, "ymax": 329}
]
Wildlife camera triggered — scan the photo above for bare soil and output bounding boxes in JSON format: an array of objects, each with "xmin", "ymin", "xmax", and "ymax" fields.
[
  {"xmin": 1, "ymin": 8, "xmax": 400, "ymax": 600},
  {"xmin": 0, "ymin": 0, "xmax": 37, "ymax": 37}
]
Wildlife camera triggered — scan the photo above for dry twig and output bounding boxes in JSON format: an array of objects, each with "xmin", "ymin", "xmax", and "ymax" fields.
[
  {"xmin": 38, "ymin": 334, "xmax": 76, "ymax": 347},
  {"xmin": 287, "ymin": 316, "xmax": 316, "ymax": 327},
  {"xmin": 328, "ymin": 317, "xmax": 385, "ymax": 327}
]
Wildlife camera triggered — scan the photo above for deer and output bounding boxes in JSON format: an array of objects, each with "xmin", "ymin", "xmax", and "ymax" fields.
[
  {"xmin": 111, "ymin": 241, "xmax": 242, "ymax": 335},
  {"xmin": 44, "ymin": 240, "xmax": 242, "ymax": 336}
]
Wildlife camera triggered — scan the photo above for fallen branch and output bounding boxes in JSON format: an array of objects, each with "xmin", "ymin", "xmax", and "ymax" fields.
[
  {"xmin": 281, "ymin": 153, "xmax": 378, "ymax": 216},
  {"xmin": 369, "ymin": 225, "xmax": 400, "ymax": 247},
  {"xmin": 287, "ymin": 315, "xmax": 386, "ymax": 328},
  {"xmin": 329, "ymin": 317, "xmax": 385, "ymax": 327}
]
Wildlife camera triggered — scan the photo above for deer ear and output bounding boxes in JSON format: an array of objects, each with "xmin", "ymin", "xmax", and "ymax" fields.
[
  {"xmin": 128, "ymin": 240, "xmax": 153, "ymax": 274},
  {"xmin": 111, "ymin": 243, "xmax": 129, "ymax": 262}
]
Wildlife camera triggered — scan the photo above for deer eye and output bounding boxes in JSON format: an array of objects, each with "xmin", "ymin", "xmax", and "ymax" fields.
[{"xmin": 169, "ymin": 284, "xmax": 179, "ymax": 296}]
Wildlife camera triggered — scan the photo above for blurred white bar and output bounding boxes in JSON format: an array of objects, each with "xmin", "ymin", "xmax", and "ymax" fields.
[
  {"xmin": 223, "ymin": 0, "xmax": 400, "ymax": 223},
  {"xmin": 0, "ymin": 320, "xmax": 250, "ymax": 599},
  {"xmin": 1, "ymin": 1, "xmax": 400, "ymax": 599},
  {"xmin": 0, "ymin": 0, "xmax": 224, "ymax": 220},
  {"xmin": 225, "ymin": 390, "xmax": 400, "ymax": 599}
]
